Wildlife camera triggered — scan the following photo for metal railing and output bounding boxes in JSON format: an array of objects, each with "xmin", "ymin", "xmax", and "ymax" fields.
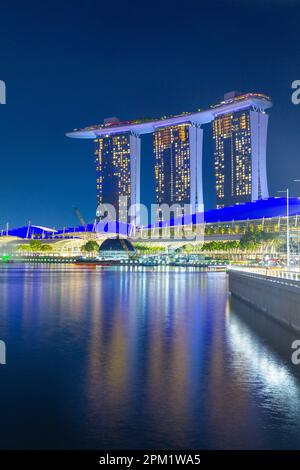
[{"xmin": 228, "ymin": 266, "xmax": 300, "ymax": 289}]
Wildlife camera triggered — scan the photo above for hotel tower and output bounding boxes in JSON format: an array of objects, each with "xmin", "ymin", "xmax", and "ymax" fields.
[
  {"xmin": 94, "ymin": 121, "xmax": 140, "ymax": 224},
  {"xmin": 212, "ymin": 91, "xmax": 269, "ymax": 208},
  {"xmin": 153, "ymin": 123, "xmax": 203, "ymax": 220}
]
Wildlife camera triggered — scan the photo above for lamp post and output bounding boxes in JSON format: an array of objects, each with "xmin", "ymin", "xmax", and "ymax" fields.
[{"xmin": 278, "ymin": 189, "xmax": 290, "ymax": 268}]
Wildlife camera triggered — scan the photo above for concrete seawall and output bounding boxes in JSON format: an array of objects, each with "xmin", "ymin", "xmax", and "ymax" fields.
[{"xmin": 228, "ymin": 270, "xmax": 300, "ymax": 333}]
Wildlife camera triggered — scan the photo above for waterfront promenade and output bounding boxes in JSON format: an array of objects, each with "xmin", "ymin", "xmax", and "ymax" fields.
[{"xmin": 228, "ymin": 267, "xmax": 300, "ymax": 332}]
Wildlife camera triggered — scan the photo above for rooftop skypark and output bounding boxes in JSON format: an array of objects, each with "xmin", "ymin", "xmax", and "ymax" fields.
[{"xmin": 67, "ymin": 92, "xmax": 272, "ymax": 138}]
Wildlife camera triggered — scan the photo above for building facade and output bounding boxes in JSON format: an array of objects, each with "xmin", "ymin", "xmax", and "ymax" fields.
[
  {"xmin": 67, "ymin": 92, "xmax": 271, "ymax": 220},
  {"xmin": 213, "ymin": 95, "xmax": 269, "ymax": 208},
  {"xmin": 94, "ymin": 132, "xmax": 140, "ymax": 224},
  {"xmin": 153, "ymin": 123, "xmax": 203, "ymax": 220}
]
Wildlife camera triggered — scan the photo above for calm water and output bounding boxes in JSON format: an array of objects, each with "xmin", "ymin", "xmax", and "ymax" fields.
[{"xmin": 0, "ymin": 265, "xmax": 300, "ymax": 449}]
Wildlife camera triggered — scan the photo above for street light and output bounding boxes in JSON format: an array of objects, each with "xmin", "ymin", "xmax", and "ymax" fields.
[{"xmin": 277, "ymin": 188, "xmax": 290, "ymax": 268}]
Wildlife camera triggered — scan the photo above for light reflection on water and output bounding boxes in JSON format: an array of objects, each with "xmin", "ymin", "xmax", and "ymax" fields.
[{"xmin": 0, "ymin": 265, "xmax": 300, "ymax": 449}]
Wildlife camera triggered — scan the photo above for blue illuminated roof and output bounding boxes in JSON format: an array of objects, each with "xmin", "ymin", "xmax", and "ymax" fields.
[
  {"xmin": 148, "ymin": 198, "xmax": 300, "ymax": 228},
  {"xmin": 1, "ymin": 198, "xmax": 300, "ymax": 239},
  {"xmin": 0, "ymin": 221, "xmax": 131, "ymax": 239},
  {"xmin": 204, "ymin": 197, "xmax": 300, "ymax": 223}
]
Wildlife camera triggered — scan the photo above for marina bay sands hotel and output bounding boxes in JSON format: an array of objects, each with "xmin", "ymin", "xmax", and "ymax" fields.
[{"xmin": 67, "ymin": 92, "xmax": 272, "ymax": 224}]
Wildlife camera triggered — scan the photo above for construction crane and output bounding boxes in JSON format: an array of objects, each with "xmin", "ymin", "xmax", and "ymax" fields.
[{"xmin": 74, "ymin": 207, "xmax": 87, "ymax": 230}]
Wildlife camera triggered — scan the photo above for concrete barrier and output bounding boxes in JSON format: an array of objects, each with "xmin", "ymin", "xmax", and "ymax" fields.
[{"xmin": 228, "ymin": 269, "xmax": 300, "ymax": 333}]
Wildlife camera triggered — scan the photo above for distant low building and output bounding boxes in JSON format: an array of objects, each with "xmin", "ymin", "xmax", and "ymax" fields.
[{"xmin": 98, "ymin": 237, "xmax": 135, "ymax": 260}]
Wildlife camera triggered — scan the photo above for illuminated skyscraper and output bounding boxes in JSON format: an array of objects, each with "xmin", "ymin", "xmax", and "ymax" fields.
[
  {"xmin": 94, "ymin": 131, "xmax": 140, "ymax": 224},
  {"xmin": 67, "ymin": 91, "xmax": 271, "ymax": 219},
  {"xmin": 213, "ymin": 92, "xmax": 269, "ymax": 208},
  {"xmin": 154, "ymin": 123, "xmax": 203, "ymax": 220}
]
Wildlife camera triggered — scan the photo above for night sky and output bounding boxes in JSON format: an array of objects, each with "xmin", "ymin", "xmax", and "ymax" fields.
[{"xmin": 0, "ymin": 0, "xmax": 300, "ymax": 228}]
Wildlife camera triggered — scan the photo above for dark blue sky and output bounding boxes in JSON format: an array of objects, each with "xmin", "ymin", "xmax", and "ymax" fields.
[{"xmin": 0, "ymin": 0, "xmax": 300, "ymax": 228}]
